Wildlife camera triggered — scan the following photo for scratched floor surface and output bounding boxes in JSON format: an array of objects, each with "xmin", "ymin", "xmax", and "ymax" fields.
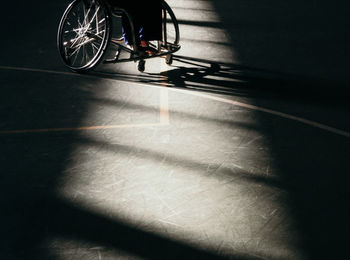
[{"xmin": 0, "ymin": 0, "xmax": 350, "ymax": 259}]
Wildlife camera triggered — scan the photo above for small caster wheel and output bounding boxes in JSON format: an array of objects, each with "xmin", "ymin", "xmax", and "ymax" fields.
[
  {"xmin": 165, "ymin": 54, "xmax": 173, "ymax": 65},
  {"xmin": 138, "ymin": 60, "xmax": 145, "ymax": 72},
  {"xmin": 114, "ymin": 47, "xmax": 121, "ymax": 61}
]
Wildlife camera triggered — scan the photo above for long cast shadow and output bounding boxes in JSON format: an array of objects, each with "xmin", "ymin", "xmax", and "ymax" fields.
[
  {"xmin": 209, "ymin": 0, "xmax": 350, "ymax": 258},
  {"xmin": 0, "ymin": 1, "xmax": 262, "ymax": 259},
  {"xmin": 0, "ymin": 65, "xmax": 260, "ymax": 260},
  {"xmin": 2, "ymin": 1, "xmax": 350, "ymax": 259},
  {"xmin": 95, "ymin": 53, "xmax": 350, "ymax": 105}
]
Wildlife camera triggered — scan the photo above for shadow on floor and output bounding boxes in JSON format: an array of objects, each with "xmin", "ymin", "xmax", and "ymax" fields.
[
  {"xmin": 208, "ymin": 0, "xmax": 350, "ymax": 258},
  {"xmin": 94, "ymin": 54, "xmax": 350, "ymax": 105},
  {"xmin": 1, "ymin": 0, "xmax": 350, "ymax": 259},
  {"xmin": 0, "ymin": 70, "xmax": 261, "ymax": 260}
]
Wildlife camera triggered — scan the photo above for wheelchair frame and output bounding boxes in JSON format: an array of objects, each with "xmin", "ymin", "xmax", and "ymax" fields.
[{"xmin": 57, "ymin": 0, "xmax": 180, "ymax": 72}]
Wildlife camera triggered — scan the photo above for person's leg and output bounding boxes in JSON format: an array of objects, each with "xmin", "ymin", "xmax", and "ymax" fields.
[
  {"xmin": 108, "ymin": 1, "xmax": 141, "ymax": 45},
  {"xmin": 109, "ymin": 0, "xmax": 162, "ymax": 46},
  {"xmin": 122, "ymin": 15, "xmax": 143, "ymax": 46},
  {"xmin": 138, "ymin": 0, "xmax": 162, "ymax": 42},
  {"xmin": 121, "ymin": 15, "xmax": 133, "ymax": 45}
]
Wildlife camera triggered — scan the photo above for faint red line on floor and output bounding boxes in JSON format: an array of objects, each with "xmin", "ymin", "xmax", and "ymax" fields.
[
  {"xmin": 0, "ymin": 65, "xmax": 170, "ymax": 135},
  {"xmin": 0, "ymin": 65, "xmax": 77, "ymax": 77},
  {"xmin": 0, "ymin": 123, "xmax": 168, "ymax": 135},
  {"xmin": 1, "ymin": 65, "xmax": 349, "ymax": 138},
  {"xmin": 159, "ymin": 83, "xmax": 170, "ymax": 125}
]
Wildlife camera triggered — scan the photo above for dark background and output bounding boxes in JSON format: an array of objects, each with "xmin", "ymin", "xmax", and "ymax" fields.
[{"xmin": 0, "ymin": 0, "xmax": 349, "ymax": 259}]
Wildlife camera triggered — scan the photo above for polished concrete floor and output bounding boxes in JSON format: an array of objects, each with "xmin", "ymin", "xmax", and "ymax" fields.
[{"xmin": 1, "ymin": 0, "xmax": 350, "ymax": 259}]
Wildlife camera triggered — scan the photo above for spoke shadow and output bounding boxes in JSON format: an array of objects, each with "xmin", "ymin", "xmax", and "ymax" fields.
[{"xmin": 94, "ymin": 54, "xmax": 350, "ymax": 105}]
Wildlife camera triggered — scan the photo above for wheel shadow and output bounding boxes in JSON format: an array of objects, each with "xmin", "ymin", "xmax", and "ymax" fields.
[{"xmin": 94, "ymin": 53, "xmax": 350, "ymax": 104}]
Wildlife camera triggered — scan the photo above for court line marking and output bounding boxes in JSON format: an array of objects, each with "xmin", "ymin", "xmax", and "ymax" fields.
[
  {"xmin": 169, "ymin": 90, "xmax": 350, "ymax": 138},
  {"xmin": 159, "ymin": 81, "xmax": 170, "ymax": 124},
  {"xmin": 0, "ymin": 123, "xmax": 168, "ymax": 135},
  {"xmin": 0, "ymin": 65, "xmax": 349, "ymax": 138},
  {"xmin": 0, "ymin": 65, "xmax": 169, "ymax": 134}
]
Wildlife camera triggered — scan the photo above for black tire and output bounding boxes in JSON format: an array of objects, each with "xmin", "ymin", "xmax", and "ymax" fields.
[
  {"xmin": 138, "ymin": 60, "xmax": 145, "ymax": 72},
  {"xmin": 57, "ymin": 0, "xmax": 111, "ymax": 72}
]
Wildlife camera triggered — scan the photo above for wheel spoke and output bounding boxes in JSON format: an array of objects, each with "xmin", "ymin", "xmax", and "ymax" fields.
[
  {"xmin": 85, "ymin": 6, "xmax": 101, "ymax": 30},
  {"xmin": 68, "ymin": 41, "xmax": 83, "ymax": 58},
  {"xmin": 82, "ymin": 2, "xmax": 92, "ymax": 28},
  {"xmin": 71, "ymin": 44, "xmax": 81, "ymax": 66},
  {"xmin": 91, "ymin": 42, "xmax": 99, "ymax": 53}
]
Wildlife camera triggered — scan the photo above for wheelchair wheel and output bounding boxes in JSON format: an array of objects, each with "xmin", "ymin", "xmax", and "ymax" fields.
[
  {"xmin": 57, "ymin": 0, "xmax": 111, "ymax": 72},
  {"xmin": 162, "ymin": 1, "xmax": 180, "ymax": 47}
]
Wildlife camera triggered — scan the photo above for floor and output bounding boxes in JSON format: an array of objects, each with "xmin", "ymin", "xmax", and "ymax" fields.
[{"xmin": 0, "ymin": 0, "xmax": 349, "ymax": 259}]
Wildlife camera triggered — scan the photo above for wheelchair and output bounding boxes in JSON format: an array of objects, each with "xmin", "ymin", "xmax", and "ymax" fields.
[{"xmin": 57, "ymin": 0, "xmax": 180, "ymax": 72}]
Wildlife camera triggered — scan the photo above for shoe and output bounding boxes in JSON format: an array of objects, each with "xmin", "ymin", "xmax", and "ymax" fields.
[{"xmin": 139, "ymin": 41, "xmax": 158, "ymax": 56}]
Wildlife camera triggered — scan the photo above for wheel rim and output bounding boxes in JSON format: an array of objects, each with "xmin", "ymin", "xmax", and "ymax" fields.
[
  {"xmin": 58, "ymin": 0, "xmax": 108, "ymax": 70},
  {"xmin": 163, "ymin": 2, "xmax": 180, "ymax": 46}
]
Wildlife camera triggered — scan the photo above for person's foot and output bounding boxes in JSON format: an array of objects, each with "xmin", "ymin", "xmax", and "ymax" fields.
[{"xmin": 139, "ymin": 41, "xmax": 158, "ymax": 55}]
